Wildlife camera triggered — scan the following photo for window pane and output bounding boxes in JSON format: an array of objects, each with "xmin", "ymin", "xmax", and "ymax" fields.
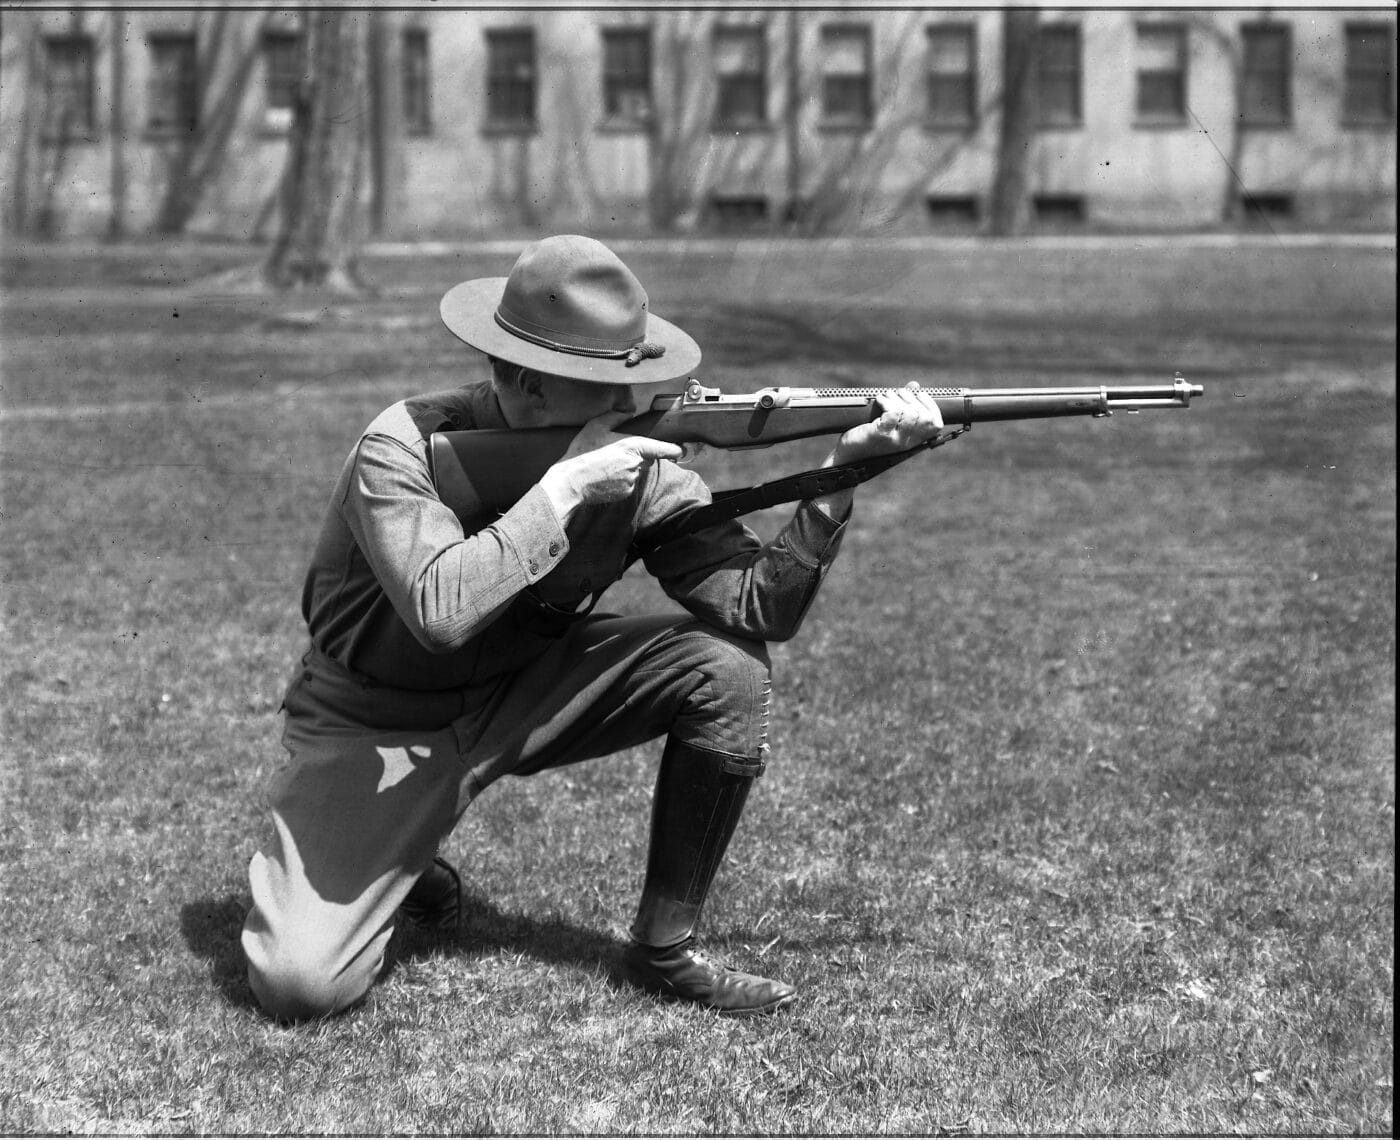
[
  {"xmin": 1039, "ymin": 77, "xmax": 1080, "ymax": 125},
  {"xmin": 1037, "ymin": 27, "xmax": 1081, "ymax": 126},
  {"xmin": 603, "ymin": 29, "xmax": 651, "ymax": 120},
  {"xmin": 714, "ymin": 27, "xmax": 766, "ymax": 125},
  {"xmin": 1135, "ymin": 25, "xmax": 1184, "ymax": 118},
  {"xmin": 402, "ymin": 29, "xmax": 430, "ymax": 133},
  {"xmin": 927, "ymin": 26, "xmax": 972, "ymax": 74},
  {"xmin": 1243, "ymin": 73, "xmax": 1286, "ymax": 122},
  {"xmin": 263, "ymin": 32, "xmax": 300, "ymax": 111},
  {"xmin": 1138, "ymin": 73, "xmax": 1183, "ymax": 117},
  {"xmin": 824, "ymin": 75, "xmax": 869, "ymax": 119},
  {"xmin": 1244, "ymin": 26, "xmax": 1288, "ymax": 71},
  {"xmin": 927, "ymin": 74, "xmax": 974, "ymax": 123},
  {"xmin": 1241, "ymin": 27, "xmax": 1289, "ymax": 124},
  {"xmin": 1038, "ymin": 27, "xmax": 1079, "ymax": 71},
  {"xmin": 1344, "ymin": 25, "xmax": 1395, "ymax": 122},
  {"xmin": 148, "ymin": 36, "xmax": 198, "ymax": 130},
  {"xmin": 717, "ymin": 76, "xmax": 764, "ymax": 124},
  {"xmin": 1136, "ymin": 26, "xmax": 1182, "ymax": 71},
  {"xmin": 45, "ymin": 36, "xmax": 94, "ymax": 134},
  {"xmin": 489, "ymin": 31, "xmax": 534, "ymax": 76},
  {"xmin": 715, "ymin": 28, "xmax": 763, "ymax": 75},
  {"xmin": 487, "ymin": 30, "xmax": 535, "ymax": 126},
  {"xmin": 822, "ymin": 27, "xmax": 868, "ymax": 75},
  {"xmin": 605, "ymin": 29, "xmax": 648, "ymax": 76},
  {"xmin": 1347, "ymin": 25, "xmax": 1391, "ymax": 70}
]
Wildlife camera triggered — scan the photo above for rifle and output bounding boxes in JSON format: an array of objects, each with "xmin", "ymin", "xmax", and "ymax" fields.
[{"xmin": 430, "ymin": 377, "xmax": 1204, "ymax": 530}]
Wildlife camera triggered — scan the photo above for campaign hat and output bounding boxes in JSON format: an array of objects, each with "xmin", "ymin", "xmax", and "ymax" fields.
[{"xmin": 440, "ymin": 234, "xmax": 701, "ymax": 384}]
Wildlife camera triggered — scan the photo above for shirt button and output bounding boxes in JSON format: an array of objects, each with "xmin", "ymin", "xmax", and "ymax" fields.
[
  {"xmin": 548, "ymin": 542, "xmax": 560, "ymax": 557},
  {"xmin": 579, "ymin": 577, "xmax": 592, "ymax": 592},
  {"xmin": 528, "ymin": 560, "xmax": 539, "ymax": 574}
]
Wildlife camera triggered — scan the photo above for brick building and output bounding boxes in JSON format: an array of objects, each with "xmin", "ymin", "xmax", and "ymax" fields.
[{"xmin": 2, "ymin": 6, "xmax": 1395, "ymax": 240}]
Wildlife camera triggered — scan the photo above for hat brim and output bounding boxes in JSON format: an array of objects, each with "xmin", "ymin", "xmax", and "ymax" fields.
[{"xmin": 440, "ymin": 278, "xmax": 701, "ymax": 385}]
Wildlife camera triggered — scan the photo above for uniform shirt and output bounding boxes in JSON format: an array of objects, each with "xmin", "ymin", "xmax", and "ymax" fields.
[{"xmin": 301, "ymin": 381, "xmax": 848, "ymax": 691}]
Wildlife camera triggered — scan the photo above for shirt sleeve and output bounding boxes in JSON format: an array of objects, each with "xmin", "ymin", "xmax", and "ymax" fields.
[
  {"xmin": 636, "ymin": 463, "xmax": 849, "ymax": 643},
  {"xmin": 341, "ymin": 431, "xmax": 571, "ymax": 652}
]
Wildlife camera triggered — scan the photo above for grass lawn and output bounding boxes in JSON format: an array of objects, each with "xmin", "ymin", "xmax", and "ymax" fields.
[{"xmin": 1, "ymin": 237, "xmax": 1394, "ymax": 1134}]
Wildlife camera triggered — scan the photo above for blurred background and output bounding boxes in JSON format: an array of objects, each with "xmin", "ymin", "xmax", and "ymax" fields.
[{"xmin": 2, "ymin": 4, "xmax": 1395, "ymax": 271}]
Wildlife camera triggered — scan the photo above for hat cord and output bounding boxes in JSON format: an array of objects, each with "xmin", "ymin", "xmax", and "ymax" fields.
[
  {"xmin": 624, "ymin": 342, "xmax": 666, "ymax": 367},
  {"xmin": 494, "ymin": 310, "xmax": 666, "ymax": 367}
]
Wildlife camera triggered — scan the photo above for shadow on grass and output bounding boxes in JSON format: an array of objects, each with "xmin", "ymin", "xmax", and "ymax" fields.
[
  {"xmin": 179, "ymin": 894, "xmax": 260, "ymax": 1012},
  {"xmin": 178, "ymin": 889, "xmax": 628, "ymax": 1017}
]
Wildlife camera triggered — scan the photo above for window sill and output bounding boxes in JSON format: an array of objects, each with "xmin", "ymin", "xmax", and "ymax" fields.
[
  {"xmin": 1036, "ymin": 121, "xmax": 1084, "ymax": 131},
  {"xmin": 922, "ymin": 119, "xmax": 978, "ymax": 135},
  {"xmin": 143, "ymin": 126, "xmax": 200, "ymax": 140},
  {"xmin": 711, "ymin": 120, "xmax": 773, "ymax": 134},
  {"xmin": 1132, "ymin": 117, "xmax": 1189, "ymax": 130},
  {"xmin": 481, "ymin": 122, "xmax": 538, "ymax": 137},
  {"xmin": 596, "ymin": 118, "xmax": 652, "ymax": 134},
  {"xmin": 1236, "ymin": 118, "xmax": 1292, "ymax": 130}
]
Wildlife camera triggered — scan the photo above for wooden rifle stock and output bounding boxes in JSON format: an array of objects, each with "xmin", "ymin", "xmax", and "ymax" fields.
[{"xmin": 429, "ymin": 377, "xmax": 1204, "ymax": 519}]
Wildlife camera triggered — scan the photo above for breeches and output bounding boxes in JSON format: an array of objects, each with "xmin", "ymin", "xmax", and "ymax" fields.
[{"xmin": 241, "ymin": 614, "xmax": 770, "ymax": 1020}]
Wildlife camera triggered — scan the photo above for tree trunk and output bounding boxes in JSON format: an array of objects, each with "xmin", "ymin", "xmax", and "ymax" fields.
[
  {"xmin": 988, "ymin": 6, "xmax": 1039, "ymax": 236},
  {"xmin": 107, "ymin": 8, "xmax": 128, "ymax": 240},
  {"xmin": 154, "ymin": 12, "xmax": 267, "ymax": 236},
  {"xmin": 263, "ymin": 10, "xmax": 371, "ymax": 292},
  {"xmin": 367, "ymin": 9, "xmax": 404, "ymax": 238}
]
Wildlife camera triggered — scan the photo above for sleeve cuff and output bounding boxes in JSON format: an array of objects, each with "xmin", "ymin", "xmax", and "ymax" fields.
[
  {"xmin": 495, "ymin": 484, "xmax": 570, "ymax": 583},
  {"xmin": 786, "ymin": 499, "xmax": 847, "ymax": 568}
]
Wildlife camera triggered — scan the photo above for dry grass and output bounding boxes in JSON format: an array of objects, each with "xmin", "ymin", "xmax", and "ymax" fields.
[{"xmin": 1, "ymin": 238, "xmax": 1393, "ymax": 1134}]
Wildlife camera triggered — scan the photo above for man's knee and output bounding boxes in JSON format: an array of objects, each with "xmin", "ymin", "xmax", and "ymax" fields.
[
  {"xmin": 669, "ymin": 626, "xmax": 772, "ymax": 755},
  {"xmin": 683, "ymin": 626, "xmax": 771, "ymax": 688},
  {"xmin": 243, "ymin": 935, "xmax": 376, "ymax": 1022}
]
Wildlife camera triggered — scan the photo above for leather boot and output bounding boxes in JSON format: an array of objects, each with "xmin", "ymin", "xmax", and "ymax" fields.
[
  {"xmin": 626, "ymin": 738, "xmax": 794, "ymax": 1016},
  {"xmin": 398, "ymin": 855, "xmax": 461, "ymax": 933}
]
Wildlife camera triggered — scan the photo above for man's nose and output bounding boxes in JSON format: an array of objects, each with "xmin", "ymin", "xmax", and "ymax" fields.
[{"xmin": 611, "ymin": 387, "xmax": 637, "ymax": 415}]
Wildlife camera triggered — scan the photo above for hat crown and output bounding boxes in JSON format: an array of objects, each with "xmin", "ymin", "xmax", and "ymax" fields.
[{"xmin": 495, "ymin": 235, "xmax": 649, "ymax": 355}]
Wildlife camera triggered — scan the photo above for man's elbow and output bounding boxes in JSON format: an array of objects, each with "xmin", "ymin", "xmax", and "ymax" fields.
[{"xmin": 416, "ymin": 597, "xmax": 512, "ymax": 653}]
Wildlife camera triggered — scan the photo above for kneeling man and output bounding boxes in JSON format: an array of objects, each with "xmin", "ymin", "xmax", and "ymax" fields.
[{"xmin": 241, "ymin": 234, "xmax": 945, "ymax": 1019}]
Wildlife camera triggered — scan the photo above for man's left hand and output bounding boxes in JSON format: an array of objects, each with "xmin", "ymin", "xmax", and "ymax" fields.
[{"xmin": 827, "ymin": 382, "xmax": 947, "ymax": 467}]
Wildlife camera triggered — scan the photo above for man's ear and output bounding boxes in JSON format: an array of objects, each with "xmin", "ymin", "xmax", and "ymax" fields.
[{"xmin": 519, "ymin": 369, "xmax": 547, "ymax": 406}]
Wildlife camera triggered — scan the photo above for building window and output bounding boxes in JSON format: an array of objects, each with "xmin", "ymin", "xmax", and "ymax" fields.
[
  {"xmin": 485, "ymin": 28, "xmax": 536, "ymax": 131},
  {"xmin": 925, "ymin": 195, "xmax": 980, "ymax": 227},
  {"xmin": 925, "ymin": 24, "xmax": 977, "ymax": 129},
  {"xmin": 1343, "ymin": 23, "xmax": 1395, "ymax": 125},
  {"xmin": 601, "ymin": 28, "xmax": 652, "ymax": 126},
  {"xmin": 43, "ymin": 35, "xmax": 95, "ymax": 138},
  {"xmin": 1240, "ymin": 24, "xmax": 1291, "ymax": 127},
  {"xmin": 1135, "ymin": 24, "xmax": 1187, "ymax": 123},
  {"xmin": 709, "ymin": 195, "xmax": 769, "ymax": 227},
  {"xmin": 1036, "ymin": 24, "xmax": 1082, "ymax": 128},
  {"xmin": 1033, "ymin": 194, "xmax": 1086, "ymax": 226},
  {"xmin": 1239, "ymin": 191, "xmax": 1294, "ymax": 224},
  {"xmin": 147, "ymin": 33, "xmax": 199, "ymax": 133},
  {"xmin": 261, "ymin": 30, "xmax": 300, "ymax": 131},
  {"xmin": 820, "ymin": 24, "xmax": 872, "ymax": 128},
  {"xmin": 402, "ymin": 28, "xmax": 431, "ymax": 135},
  {"xmin": 714, "ymin": 25, "xmax": 767, "ymax": 128}
]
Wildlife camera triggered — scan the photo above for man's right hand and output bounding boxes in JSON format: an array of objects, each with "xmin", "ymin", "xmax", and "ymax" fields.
[{"xmin": 539, "ymin": 411, "xmax": 683, "ymax": 519}]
